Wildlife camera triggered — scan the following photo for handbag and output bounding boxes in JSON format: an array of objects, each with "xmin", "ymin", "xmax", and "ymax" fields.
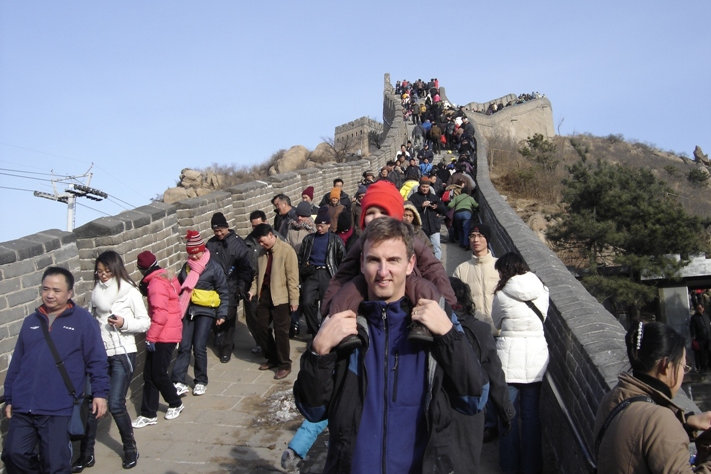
[{"xmin": 39, "ymin": 320, "xmax": 90, "ymax": 440}]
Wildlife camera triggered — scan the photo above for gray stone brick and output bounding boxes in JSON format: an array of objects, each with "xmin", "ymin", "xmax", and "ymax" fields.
[
  {"xmin": 2, "ymin": 260, "xmax": 35, "ymax": 279},
  {"xmin": 7, "ymin": 288, "xmax": 40, "ymax": 307}
]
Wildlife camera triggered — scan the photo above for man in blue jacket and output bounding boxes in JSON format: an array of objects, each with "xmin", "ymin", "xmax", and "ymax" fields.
[
  {"xmin": 2, "ymin": 266, "xmax": 110, "ymax": 473},
  {"xmin": 294, "ymin": 218, "xmax": 484, "ymax": 473}
]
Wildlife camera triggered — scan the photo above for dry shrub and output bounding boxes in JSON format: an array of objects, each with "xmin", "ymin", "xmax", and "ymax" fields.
[{"xmin": 488, "ymin": 134, "xmax": 563, "ymax": 203}]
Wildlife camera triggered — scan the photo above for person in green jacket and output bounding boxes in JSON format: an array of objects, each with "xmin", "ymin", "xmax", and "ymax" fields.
[{"xmin": 447, "ymin": 184, "xmax": 479, "ymax": 248}]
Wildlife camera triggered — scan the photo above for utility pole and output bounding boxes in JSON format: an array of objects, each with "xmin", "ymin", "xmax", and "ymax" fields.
[{"xmin": 33, "ymin": 164, "xmax": 108, "ymax": 231}]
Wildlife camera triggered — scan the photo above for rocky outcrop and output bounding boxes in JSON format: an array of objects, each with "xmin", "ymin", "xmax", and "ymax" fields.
[
  {"xmin": 310, "ymin": 142, "xmax": 337, "ymax": 163},
  {"xmin": 695, "ymin": 145, "xmax": 709, "ymax": 166},
  {"xmin": 163, "ymin": 168, "xmax": 224, "ymax": 204},
  {"xmin": 269, "ymin": 145, "xmax": 309, "ymax": 175}
]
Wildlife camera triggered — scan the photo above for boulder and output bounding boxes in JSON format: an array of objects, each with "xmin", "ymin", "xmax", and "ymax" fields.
[
  {"xmin": 310, "ymin": 142, "xmax": 337, "ymax": 163},
  {"xmin": 180, "ymin": 168, "xmax": 203, "ymax": 187},
  {"xmin": 163, "ymin": 187, "xmax": 189, "ymax": 204},
  {"xmin": 694, "ymin": 146, "xmax": 709, "ymax": 165},
  {"xmin": 276, "ymin": 145, "xmax": 309, "ymax": 174}
]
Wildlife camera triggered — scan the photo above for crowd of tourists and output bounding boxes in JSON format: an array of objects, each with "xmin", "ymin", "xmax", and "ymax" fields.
[{"xmin": 4, "ymin": 77, "xmax": 710, "ymax": 474}]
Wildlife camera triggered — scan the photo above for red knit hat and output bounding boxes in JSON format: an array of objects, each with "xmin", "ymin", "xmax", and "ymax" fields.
[
  {"xmin": 185, "ymin": 230, "xmax": 206, "ymax": 254},
  {"xmin": 359, "ymin": 180, "xmax": 404, "ymax": 229},
  {"xmin": 136, "ymin": 250, "xmax": 157, "ymax": 270},
  {"xmin": 302, "ymin": 186, "xmax": 314, "ymax": 201}
]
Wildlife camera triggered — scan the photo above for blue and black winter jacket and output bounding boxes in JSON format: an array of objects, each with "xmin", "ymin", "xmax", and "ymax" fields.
[
  {"xmin": 294, "ymin": 296, "xmax": 485, "ymax": 474},
  {"xmin": 4, "ymin": 302, "xmax": 109, "ymax": 416}
]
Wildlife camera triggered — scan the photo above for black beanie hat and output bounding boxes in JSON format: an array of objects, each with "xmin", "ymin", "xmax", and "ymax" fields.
[{"xmin": 211, "ymin": 212, "xmax": 229, "ymax": 229}]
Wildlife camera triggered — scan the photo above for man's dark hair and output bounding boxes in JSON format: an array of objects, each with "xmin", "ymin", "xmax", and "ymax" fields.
[
  {"xmin": 333, "ymin": 178, "xmax": 344, "ymax": 186},
  {"xmin": 272, "ymin": 193, "xmax": 291, "ymax": 206},
  {"xmin": 42, "ymin": 266, "xmax": 75, "ymax": 291},
  {"xmin": 249, "ymin": 210, "xmax": 267, "ymax": 222},
  {"xmin": 386, "ymin": 160, "xmax": 396, "ymax": 167},
  {"xmin": 361, "ymin": 217, "xmax": 414, "ymax": 259},
  {"xmin": 252, "ymin": 223, "xmax": 275, "ymax": 239}
]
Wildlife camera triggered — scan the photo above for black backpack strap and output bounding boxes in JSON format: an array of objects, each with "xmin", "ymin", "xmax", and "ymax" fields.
[
  {"xmin": 39, "ymin": 318, "xmax": 80, "ymax": 401},
  {"xmin": 524, "ymin": 300, "xmax": 545, "ymax": 325},
  {"xmin": 595, "ymin": 395, "xmax": 654, "ymax": 456}
]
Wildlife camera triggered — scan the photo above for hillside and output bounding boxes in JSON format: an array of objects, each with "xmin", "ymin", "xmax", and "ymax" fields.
[{"xmin": 490, "ymin": 134, "xmax": 711, "ymax": 254}]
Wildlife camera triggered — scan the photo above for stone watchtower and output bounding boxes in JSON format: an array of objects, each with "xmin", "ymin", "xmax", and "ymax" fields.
[{"xmin": 334, "ymin": 116, "xmax": 383, "ymax": 157}]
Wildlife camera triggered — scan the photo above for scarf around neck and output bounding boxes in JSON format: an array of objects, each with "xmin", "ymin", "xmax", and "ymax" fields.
[{"xmin": 178, "ymin": 249, "xmax": 210, "ymax": 317}]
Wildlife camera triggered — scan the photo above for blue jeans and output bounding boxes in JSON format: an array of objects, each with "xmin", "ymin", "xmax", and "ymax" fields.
[
  {"xmin": 172, "ymin": 314, "xmax": 213, "ymax": 385},
  {"xmin": 453, "ymin": 210, "xmax": 472, "ymax": 247},
  {"xmin": 498, "ymin": 382, "xmax": 542, "ymax": 474},
  {"xmin": 429, "ymin": 232, "xmax": 441, "ymax": 260},
  {"xmin": 82, "ymin": 353, "xmax": 136, "ymax": 456}
]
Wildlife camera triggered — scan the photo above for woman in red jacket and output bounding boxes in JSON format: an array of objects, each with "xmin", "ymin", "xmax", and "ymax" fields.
[{"xmin": 132, "ymin": 251, "xmax": 185, "ymax": 429}]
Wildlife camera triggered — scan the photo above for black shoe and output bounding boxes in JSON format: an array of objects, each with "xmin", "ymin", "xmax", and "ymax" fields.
[
  {"xmin": 335, "ymin": 334, "xmax": 363, "ymax": 353},
  {"xmin": 219, "ymin": 346, "xmax": 232, "ymax": 363},
  {"xmin": 408, "ymin": 322, "xmax": 433, "ymax": 343},
  {"xmin": 122, "ymin": 451, "xmax": 139, "ymax": 469},
  {"xmin": 71, "ymin": 454, "xmax": 95, "ymax": 473},
  {"xmin": 289, "ymin": 321, "xmax": 300, "ymax": 338}
]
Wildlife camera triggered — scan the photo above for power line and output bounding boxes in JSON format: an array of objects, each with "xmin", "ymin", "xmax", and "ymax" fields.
[
  {"xmin": 77, "ymin": 201, "xmax": 112, "ymax": 216},
  {"xmin": 0, "ymin": 185, "xmax": 36, "ymax": 192},
  {"xmin": 0, "ymin": 171, "xmax": 71, "ymax": 183},
  {"xmin": 0, "ymin": 167, "xmax": 74, "ymax": 178},
  {"xmin": 107, "ymin": 194, "xmax": 136, "ymax": 209}
]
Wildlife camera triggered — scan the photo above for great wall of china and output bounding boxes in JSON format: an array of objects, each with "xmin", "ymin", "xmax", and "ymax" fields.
[{"xmin": 0, "ymin": 73, "xmax": 696, "ymax": 472}]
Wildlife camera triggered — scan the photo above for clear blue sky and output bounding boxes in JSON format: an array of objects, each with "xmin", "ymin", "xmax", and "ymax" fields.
[{"xmin": 1, "ymin": 1, "xmax": 709, "ymax": 242}]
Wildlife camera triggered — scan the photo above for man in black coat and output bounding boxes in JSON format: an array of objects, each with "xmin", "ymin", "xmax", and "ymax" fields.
[
  {"xmin": 408, "ymin": 177, "xmax": 447, "ymax": 259},
  {"xmin": 297, "ymin": 208, "xmax": 345, "ymax": 335},
  {"xmin": 206, "ymin": 212, "xmax": 254, "ymax": 362}
]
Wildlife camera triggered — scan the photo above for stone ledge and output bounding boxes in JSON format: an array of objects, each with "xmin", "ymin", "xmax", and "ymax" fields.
[{"xmin": 74, "ymin": 216, "xmax": 125, "ymax": 238}]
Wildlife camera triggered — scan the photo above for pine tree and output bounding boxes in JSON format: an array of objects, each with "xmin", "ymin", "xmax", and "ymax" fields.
[{"xmin": 548, "ymin": 160, "xmax": 708, "ymax": 315}]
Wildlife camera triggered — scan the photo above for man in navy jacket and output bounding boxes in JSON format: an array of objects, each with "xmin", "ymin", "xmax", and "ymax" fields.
[
  {"xmin": 294, "ymin": 218, "xmax": 483, "ymax": 473},
  {"xmin": 3, "ymin": 266, "xmax": 109, "ymax": 473}
]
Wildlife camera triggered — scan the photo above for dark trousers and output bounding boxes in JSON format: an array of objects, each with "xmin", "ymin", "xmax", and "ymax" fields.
[
  {"xmin": 172, "ymin": 314, "xmax": 213, "ymax": 385},
  {"xmin": 254, "ymin": 288, "xmax": 291, "ymax": 369},
  {"xmin": 244, "ymin": 295, "xmax": 258, "ymax": 343},
  {"xmin": 694, "ymin": 344, "xmax": 710, "ymax": 372},
  {"xmin": 214, "ymin": 304, "xmax": 238, "ymax": 356},
  {"xmin": 300, "ymin": 268, "xmax": 330, "ymax": 335},
  {"xmin": 140, "ymin": 342, "xmax": 182, "ymax": 418},
  {"xmin": 2, "ymin": 412, "xmax": 71, "ymax": 474}
]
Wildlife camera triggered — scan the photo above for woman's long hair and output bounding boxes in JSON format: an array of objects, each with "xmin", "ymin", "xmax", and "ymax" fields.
[
  {"xmin": 94, "ymin": 250, "xmax": 136, "ymax": 290},
  {"xmin": 494, "ymin": 252, "xmax": 530, "ymax": 293}
]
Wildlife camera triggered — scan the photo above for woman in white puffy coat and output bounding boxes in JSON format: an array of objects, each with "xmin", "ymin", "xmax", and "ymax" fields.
[
  {"xmin": 491, "ymin": 252, "xmax": 549, "ymax": 474},
  {"xmin": 75, "ymin": 250, "xmax": 150, "ymax": 472}
]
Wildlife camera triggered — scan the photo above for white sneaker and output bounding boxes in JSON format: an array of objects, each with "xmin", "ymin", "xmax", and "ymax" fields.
[
  {"xmin": 165, "ymin": 404, "xmax": 184, "ymax": 420},
  {"xmin": 193, "ymin": 383, "xmax": 206, "ymax": 396},
  {"xmin": 174, "ymin": 382, "xmax": 189, "ymax": 396},
  {"xmin": 132, "ymin": 416, "xmax": 157, "ymax": 428}
]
